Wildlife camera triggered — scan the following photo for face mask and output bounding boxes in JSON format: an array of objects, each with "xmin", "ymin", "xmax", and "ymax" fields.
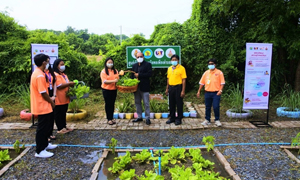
[
  {"xmin": 45, "ymin": 63, "xmax": 49, "ymax": 70},
  {"xmin": 208, "ymin": 65, "xmax": 215, "ymax": 69},
  {"xmin": 107, "ymin": 63, "xmax": 113, "ymax": 68},
  {"xmin": 137, "ymin": 58, "xmax": 143, "ymax": 63},
  {"xmin": 171, "ymin": 61, "xmax": 178, "ymax": 66},
  {"xmin": 60, "ymin": 65, "xmax": 66, "ymax": 72}
]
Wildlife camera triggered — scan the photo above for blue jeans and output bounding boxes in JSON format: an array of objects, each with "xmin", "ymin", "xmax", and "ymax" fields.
[{"xmin": 205, "ymin": 92, "xmax": 221, "ymax": 122}]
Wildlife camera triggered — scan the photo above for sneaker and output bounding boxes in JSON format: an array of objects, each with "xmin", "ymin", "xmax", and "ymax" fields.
[
  {"xmin": 35, "ymin": 150, "xmax": 54, "ymax": 158},
  {"xmin": 201, "ymin": 120, "xmax": 211, "ymax": 126},
  {"xmin": 46, "ymin": 143, "xmax": 58, "ymax": 150},
  {"xmin": 215, "ymin": 120, "xmax": 222, "ymax": 127}
]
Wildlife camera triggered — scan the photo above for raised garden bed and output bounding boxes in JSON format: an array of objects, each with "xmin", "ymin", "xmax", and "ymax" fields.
[
  {"xmin": 280, "ymin": 146, "xmax": 300, "ymax": 164},
  {"xmin": 0, "ymin": 146, "xmax": 31, "ymax": 177},
  {"xmin": 90, "ymin": 147, "xmax": 241, "ymax": 180}
]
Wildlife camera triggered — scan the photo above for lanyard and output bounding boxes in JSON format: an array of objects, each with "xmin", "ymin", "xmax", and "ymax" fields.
[
  {"xmin": 46, "ymin": 72, "xmax": 51, "ymax": 83},
  {"xmin": 62, "ymin": 74, "xmax": 69, "ymax": 83}
]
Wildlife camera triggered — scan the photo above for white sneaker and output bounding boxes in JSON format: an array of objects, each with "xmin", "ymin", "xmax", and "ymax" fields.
[
  {"xmin": 201, "ymin": 120, "xmax": 211, "ymax": 126},
  {"xmin": 46, "ymin": 143, "xmax": 58, "ymax": 150},
  {"xmin": 35, "ymin": 150, "xmax": 54, "ymax": 158},
  {"xmin": 215, "ymin": 120, "xmax": 222, "ymax": 127}
]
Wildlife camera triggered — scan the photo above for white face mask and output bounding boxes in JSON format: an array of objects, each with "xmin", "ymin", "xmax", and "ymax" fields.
[
  {"xmin": 45, "ymin": 63, "xmax": 49, "ymax": 70},
  {"xmin": 60, "ymin": 65, "xmax": 66, "ymax": 72},
  {"xmin": 137, "ymin": 57, "xmax": 144, "ymax": 63},
  {"xmin": 107, "ymin": 63, "xmax": 113, "ymax": 68}
]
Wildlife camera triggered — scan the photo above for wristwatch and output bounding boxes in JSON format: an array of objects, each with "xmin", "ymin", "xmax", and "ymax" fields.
[{"xmin": 219, "ymin": 90, "xmax": 222, "ymax": 92}]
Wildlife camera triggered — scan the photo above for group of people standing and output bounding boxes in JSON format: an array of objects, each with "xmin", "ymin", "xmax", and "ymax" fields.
[
  {"xmin": 100, "ymin": 53, "xmax": 225, "ymax": 128},
  {"xmin": 30, "ymin": 54, "xmax": 74, "ymax": 158}
]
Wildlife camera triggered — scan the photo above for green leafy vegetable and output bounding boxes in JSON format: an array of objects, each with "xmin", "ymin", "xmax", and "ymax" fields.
[
  {"xmin": 138, "ymin": 170, "xmax": 165, "ymax": 180},
  {"xmin": 202, "ymin": 136, "xmax": 215, "ymax": 152},
  {"xmin": 119, "ymin": 169, "xmax": 136, "ymax": 180},
  {"xmin": 132, "ymin": 149, "xmax": 152, "ymax": 163},
  {"xmin": 108, "ymin": 151, "xmax": 132, "ymax": 174},
  {"xmin": 0, "ymin": 149, "xmax": 11, "ymax": 166}
]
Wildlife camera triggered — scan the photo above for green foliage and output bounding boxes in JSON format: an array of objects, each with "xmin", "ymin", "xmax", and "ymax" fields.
[
  {"xmin": 291, "ymin": 132, "xmax": 300, "ymax": 154},
  {"xmin": 0, "ymin": 149, "xmax": 11, "ymax": 166},
  {"xmin": 149, "ymin": 99, "xmax": 160, "ymax": 113},
  {"xmin": 108, "ymin": 138, "xmax": 118, "ymax": 154},
  {"xmin": 159, "ymin": 101, "xmax": 169, "ymax": 113},
  {"xmin": 68, "ymin": 99, "xmax": 86, "ymax": 113},
  {"xmin": 138, "ymin": 170, "xmax": 164, "ymax": 180},
  {"xmin": 188, "ymin": 149, "xmax": 215, "ymax": 168},
  {"xmin": 132, "ymin": 149, "xmax": 152, "ymax": 163},
  {"xmin": 15, "ymin": 84, "xmax": 31, "ymax": 110},
  {"xmin": 119, "ymin": 169, "xmax": 136, "ymax": 180},
  {"xmin": 13, "ymin": 140, "xmax": 24, "ymax": 154},
  {"xmin": 67, "ymin": 81, "xmax": 90, "ymax": 98},
  {"xmin": 108, "ymin": 151, "xmax": 132, "ymax": 174},
  {"xmin": 275, "ymin": 84, "xmax": 300, "ymax": 111},
  {"xmin": 169, "ymin": 165, "xmax": 197, "ymax": 180},
  {"xmin": 166, "ymin": 147, "xmax": 186, "ymax": 165},
  {"xmin": 223, "ymin": 83, "xmax": 244, "ymax": 113},
  {"xmin": 202, "ymin": 136, "xmax": 215, "ymax": 152}
]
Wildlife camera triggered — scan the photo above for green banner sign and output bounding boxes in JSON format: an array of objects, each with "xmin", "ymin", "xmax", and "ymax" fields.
[{"xmin": 126, "ymin": 46, "xmax": 181, "ymax": 68}]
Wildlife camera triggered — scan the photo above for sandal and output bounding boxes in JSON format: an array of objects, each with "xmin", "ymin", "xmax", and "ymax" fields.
[
  {"xmin": 112, "ymin": 120, "xmax": 116, "ymax": 124},
  {"xmin": 65, "ymin": 127, "xmax": 73, "ymax": 132},
  {"xmin": 108, "ymin": 120, "xmax": 114, "ymax": 125},
  {"xmin": 57, "ymin": 128, "xmax": 68, "ymax": 134}
]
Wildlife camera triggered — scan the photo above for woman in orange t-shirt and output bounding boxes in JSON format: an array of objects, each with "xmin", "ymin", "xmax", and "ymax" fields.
[
  {"xmin": 100, "ymin": 57, "xmax": 119, "ymax": 125},
  {"xmin": 53, "ymin": 59, "xmax": 75, "ymax": 134}
]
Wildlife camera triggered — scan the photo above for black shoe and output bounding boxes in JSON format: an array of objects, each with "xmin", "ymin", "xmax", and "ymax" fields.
[
  {"xmin": 166, "ymin": 119, "xmax": 175, "ymax": 124},
  {"xmin": 132, "ymin": 118, "xmax": 143, "ymax": 122},
  {"xmin": 175, "ymin": 120, "xmax": 182, "ymax": 126},
  {"xmin": 146, "ymin": 119, "xmax": 151, "ymax": 125}
]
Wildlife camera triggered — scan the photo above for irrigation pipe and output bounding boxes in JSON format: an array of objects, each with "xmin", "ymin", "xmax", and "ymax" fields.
[{"xmin": 149, "ymin": 149, "xmax": 158, "ymax": 174}]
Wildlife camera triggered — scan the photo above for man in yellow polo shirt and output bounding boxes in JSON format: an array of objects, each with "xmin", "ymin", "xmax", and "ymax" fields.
[
  {"xmin": 197, "ymin": 58, "xmax": 225, "ymax": 127},
  {"xmin": 165, "ymin": 54, "xmax": 187, "ymax": 125}
]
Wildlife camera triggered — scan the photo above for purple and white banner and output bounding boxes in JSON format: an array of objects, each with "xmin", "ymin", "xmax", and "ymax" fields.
[{"xmin": 243, "ymin": 43, "xmax": 273, "ymax": 109}]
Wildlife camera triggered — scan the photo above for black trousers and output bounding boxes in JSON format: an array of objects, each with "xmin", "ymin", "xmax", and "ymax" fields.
[
  {"xmin": 102, "ymin": 89, "xmax": 117, "ymax": 121},
  {"xmin": 168, "ymin": 85, "xmax": 183, "ymax": 120},
  {"xmin": 48, "ymin": 88, "xmax": 54, "ymax": 137},
  {"xmin": 54, "ymin": 104, "xmax": 68, "ymax": 131},
  {"xmin": 36, "ymin": 112, "xmax": 53, "ymax": 153}
]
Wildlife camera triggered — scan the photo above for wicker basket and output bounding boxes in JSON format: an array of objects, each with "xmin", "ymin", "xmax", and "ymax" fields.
[{"xmin": 117, "ymin": 84, "xmax": 138, "ymax": 93}]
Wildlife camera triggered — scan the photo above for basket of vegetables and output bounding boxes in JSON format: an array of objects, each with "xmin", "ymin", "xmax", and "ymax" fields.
[{"xmin": 117, "ymin": 70, "xmax": 140, "ymax": 93}]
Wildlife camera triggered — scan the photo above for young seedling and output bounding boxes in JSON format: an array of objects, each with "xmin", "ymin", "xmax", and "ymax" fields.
[
  {"xmin": 202, "ymin": 136, "xmax": 215, "ymax": 152},
  {"xmin": 291, "ymin": 132, "xmax": 300, "ymax": 154},
  {"xmin": 109, "ymin": 138, "xmax": 118, "ymax": 154}
]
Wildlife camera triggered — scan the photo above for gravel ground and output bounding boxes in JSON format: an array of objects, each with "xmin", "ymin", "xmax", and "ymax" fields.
[{"xmin": 1, "ymin": 128, "xmax": 300, "ymax": 180}]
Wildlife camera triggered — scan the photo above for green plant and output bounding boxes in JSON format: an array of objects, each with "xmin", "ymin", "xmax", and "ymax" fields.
[
  {"xmin": 202, "ymin": 136, "xmax": 215, "ymax": 152},
  {"xmin": 108, "ymin": 151, "xmax": 132, "ymax": 174},
  {"xmin": 276, "ymin": 84, "xmax": 300, "ymax": 111},
  {"xmin": 67, "ymin": 81, "xmax": 90, "ymax": 99},
  {"xmin": 0, "ymin": 149, "xmax": 11, "ymax": 167},
  {"xmin": 166, "ymin": 146, "xmax": 186, "ymax": 164},
  {"xmin": 13, "ymin": 140, "xmax": 24, "ymax": 154},
  {"xmin": 138, "ymin": 170, "xmax": 164, "ymax": 180},
  {"xmin": 117, "ymin": 75, "xmax": 140, "ymax": 87},
  {"xmin": 108, "ymin": 138, "xmax": 118, "ymax": 154},
  {"xmin": 15, "ymin": 84, "xmax": 31, "ymax": 110},
  {"xmin": 132, "ymin": 149, "xmax": 152, "ymax": 163},
  {"xmin": 119, "ymin": 169, "xmax": 136, "ymax": 180},
  {"xmin": 224, "ymin": 83, "xmax": 244, "ymax": 113},
  {"xmin": 159, "ymin": 101, "xmax": 169, "ymax": 112},
  {"xmin": 68, "ymin": 99, "xmax": 86, "ymax": 113},
  {"xmin": 150, "ymin": 99, "xmax": 160, "ymax": 113},
  {"xmin": 151, "ymin": 153, "xmax": 169, "ymax": 171},
  {"xmin": 169, "ymin": 165, "xmax": 197, "ymax": 180},
  {"xmin": 291, "ymin": 132, "xmax": 300, "ymax": 154}
]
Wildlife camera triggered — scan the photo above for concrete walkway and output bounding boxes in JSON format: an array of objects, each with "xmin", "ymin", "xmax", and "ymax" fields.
[{"xmin": 1, "ymin": 103, "xmax": 300, "ymax": 130}]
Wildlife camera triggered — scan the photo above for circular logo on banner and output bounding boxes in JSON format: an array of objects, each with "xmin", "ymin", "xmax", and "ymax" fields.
[
  {"xmin": 131, "ymin": 49, "xmax": 141, "ymax": 59},
  {"xmin": 166, "ymin": 48, "xmax": 176, "ymax": 58},
  {"xmin": 154, "ymin": 48, "xmax": 164, "ymax": 59},
  {"xmin": 143, "ymin": 48, "xmax": 153, "ymax": 59},
  {"xmin": 257, "ymin": 92, "xmax": 263, "ymax": 97},
  {"xmin": 263, "ymin": 92, "xmax": 269, "ymax": 97}
]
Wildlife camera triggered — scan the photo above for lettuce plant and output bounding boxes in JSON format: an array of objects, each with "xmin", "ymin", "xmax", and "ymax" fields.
[
  {"xmin": 108, "ymin": 151, "xmax": 132, "ymax": 174},
  {"xmin": 119, "ymin": 169, "xmax": 136, "ymax": 180},
  {"xmin": 138, "ymin": 170, "xmax": 164, "ymax": 180},
  {"xmin": 291, "ymin": 132, "xmax": 300, "ymax": 154},
  {"xmin": 166, "ymin": 146, "xmax": 186, "ymax": 164},
  {"xmin": 202, "ymin": 136, "xmax": 215, "ymax": 152},
  {"xmin": 132, "ymin": 149, "xmax": 151, "ymax": 163},
  {"xmin": 0, "ymin": 149, "xmax": 11, "ymax": 166}
]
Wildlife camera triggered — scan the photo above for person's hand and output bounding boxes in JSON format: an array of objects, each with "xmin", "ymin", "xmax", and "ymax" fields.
[
  {"xmin": 217, "ymin": 91, "xmax": 222, "ymax": 96},
  {"xmin": 134, "ymin": 73, "xmax": 139, "ymax": 78},
  {"xmin": 51, "ymin": 102, "xmax": 55, "ymax": 109},
  {"xmin": 50, "ymin": 96, "xmax": 55, "ymax": 101},
  {"xmin": 114, "ymin": 79, "xmax": 118, "ymax": 83},
  {"xmin": 197, "ymin": 91, "xmax": 200, "ymax": 98},
  {"xmin": 180, "ymin": 91, "xmax": 185, "ymax": 98},
  {"xmin": 165, "ymin": 89, "xmax": 168, "ymax": 96},
  {"xmin": 69, "ymin": 82, "xmax": 75, "ymax": 87}
]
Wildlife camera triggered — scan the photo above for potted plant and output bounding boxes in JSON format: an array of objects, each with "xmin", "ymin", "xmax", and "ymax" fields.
[
  {"xmin": 67, "ymin": 80, "xmax": 90, "ymax": 100},
  {"xmin": 116, "ymin": 102, "xmax": 126, "ymax": 119},
  {"xmin": 276, "ymin": 84, "xmax": 300, "ymax": 118},
  {"xmin": 225, "ymin": 83, "xmax": 253, "ymax": 118},
  {"xmin": 16, "ymin": 85, "xmax": 38, "ymax": 121},
  {"xmin": 66, "ymin": 82, "xmax": 90, "ymax": 121},
  {"xmin": 160, "ymin": 101, "xmax": 169, "ymax": 118},
  {"xmin": 149, "ymin": 99, "xmax": 157, "ymax": 119},
  {"xmin": 150, "ymin": 100, "xmax": 162, "ymax": 119}
]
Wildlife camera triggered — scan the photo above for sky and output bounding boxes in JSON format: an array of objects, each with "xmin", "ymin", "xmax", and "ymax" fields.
[{"xmin": 0, "ymin": 0, "xmax": 194, "ymax": 39}]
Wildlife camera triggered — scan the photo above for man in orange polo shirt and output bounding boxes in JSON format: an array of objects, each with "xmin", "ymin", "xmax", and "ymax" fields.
[
  {"xmin": 31, "ymin": 54, "xmax": 57, "ymax": 158},
  {"xmin": 197, "ymin": 58, "xmax": 225, "ymax": 127}
]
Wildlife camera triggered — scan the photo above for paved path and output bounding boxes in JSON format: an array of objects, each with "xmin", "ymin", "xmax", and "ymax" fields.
[{"xmin": 1, "ymin": 103, "xmax": 300, "ymax": 130}]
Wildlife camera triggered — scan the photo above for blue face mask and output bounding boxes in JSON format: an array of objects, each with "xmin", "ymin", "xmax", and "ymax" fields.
[
  {"xmin": 208, "ymin": 65, "xmax": 215, "ymax": 69},
  {"xmin": 171, "ymin": 61, "xmax": 178, "ymax": 66}
]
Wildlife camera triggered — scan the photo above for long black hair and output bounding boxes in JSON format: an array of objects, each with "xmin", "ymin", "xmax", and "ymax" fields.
[
  {"xmin": 46, "ymin": 65, "xmax": 56, "ymax": 84},
  {"xmin": 53, "ymin": 59, "xmax": 64, "ymax": 75},
  {"xmin": 104, "ymin": 57, "xmax": 117, "ymax": 75}
]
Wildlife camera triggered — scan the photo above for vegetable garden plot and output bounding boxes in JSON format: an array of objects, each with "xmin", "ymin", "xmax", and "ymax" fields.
[{"xmin": 91, "ymin": 147, "xmax": 240, "ymax": 180}]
